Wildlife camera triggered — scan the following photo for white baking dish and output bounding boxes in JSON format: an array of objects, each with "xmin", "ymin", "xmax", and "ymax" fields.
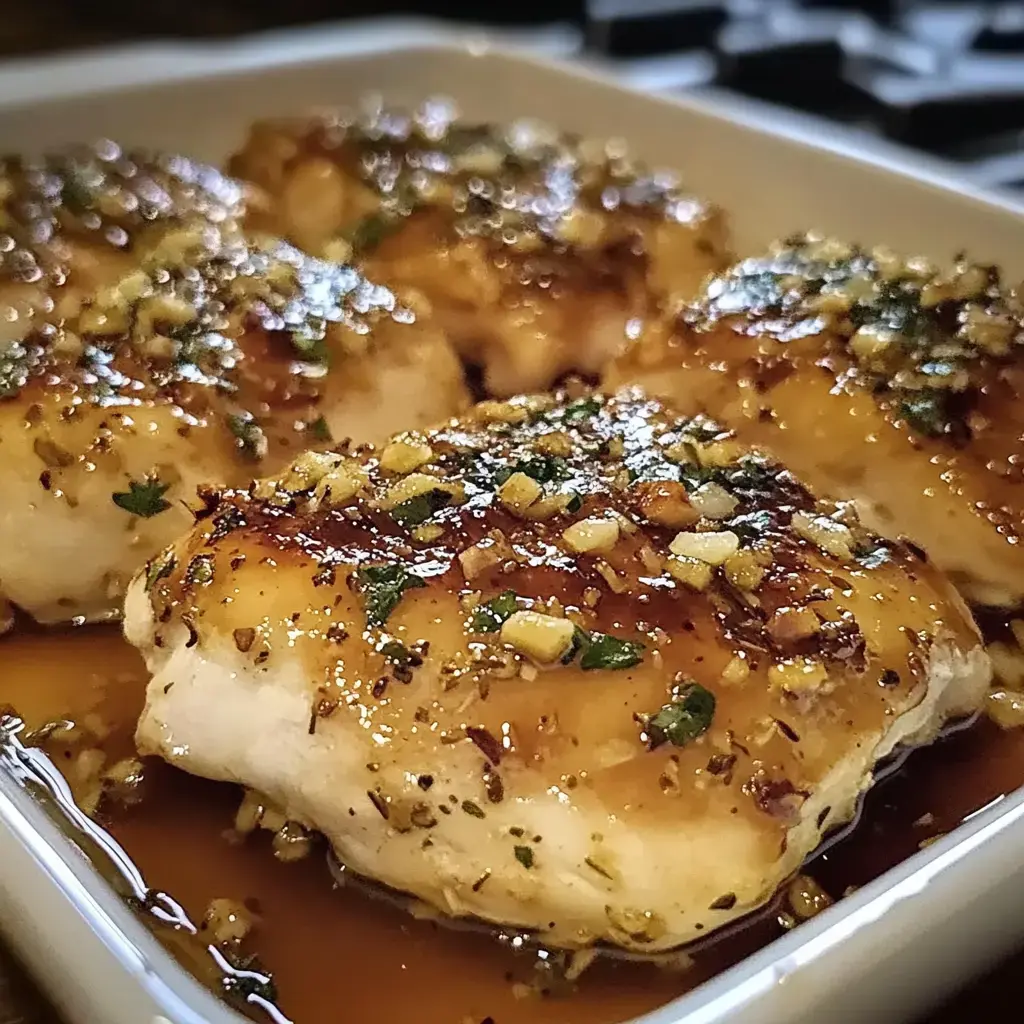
[{"xmin": 2, "ymin": 19, "xmax": 1024, "ymax": 1024}]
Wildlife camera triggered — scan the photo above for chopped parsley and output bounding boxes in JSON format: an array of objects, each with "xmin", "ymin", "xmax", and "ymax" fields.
[
  {"xmin": 227, "ymin": 413, "xmax": 268, "ymax": 461},
  {"xmin": 514, "ymin": 845, "xmax": 535, "ymax": 869},
  {"xmin": 461, "ymin": 800, "xmax": 486, "ymax": 819},
  {"xmin": 144, "ymin": 551, "xmax": 176, "ymax": 591},
  {"xmin": 112, "ymin": 477, "xmax": 171, "ymax": 518},
  {"xmin": 184, "ymin": 554, "xmax": 214, "ymax": 586},
  {"xmin": 645, "ymin": 683, "xmax": 716, "ymax": 749},
  {"xmin": 355, "ymin": 564, "xmax": 426, "ymax": 626},
  {"xmin": 390, "ymin": 488, "xmax": 453, "ymax": 528},
  {"xmin": 562, "ymin": 396, "xmax": 602, "ymax": 423},
  {"xmin": 578, "ymin": 632, "xmax": 645, "ymax": 671},
  {"xmin": 470, "ymin": 590, "xmax": 519, "ymax": 633},
  {"xmin": 308, "ymin": 415, "xmax": 332, "ymax": 442},
  {"xmin": 493, "ymin": 455, "xmax": 568, "ymax": 487}
]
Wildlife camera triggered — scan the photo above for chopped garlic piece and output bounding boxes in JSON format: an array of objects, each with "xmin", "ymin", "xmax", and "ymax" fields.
[
  {"xmin": 498, "ymin": 472, "xmax": 542, "ymax": 512},
  {"xmin": 689, "ymin": 481, "xmax": 738, "ymax": 520},
  {"xmin": 767, "ymin": 607, "xmax": 820, "ymax": 644},
  {"xmin": 695, "ymin": 440, "xmax": 741, "ymax": 468},
  {"xmin": 721, "ymin": 655, "xmax": 750, "ymax": 685},
  {"xmin": 280, "ymin": 451, "xmax": 343, "ymax": 492},
  {"xmin": 723, "ymin": 550, "xmax": 766, "ymax": 591},
  {"xmin": 666, "ymin": 555, "xmax": 713, "ymax": 591},
  {"xmin": 769, "ymin": 657, "xmax": 828, "ymax": 694},
  {"xmin": 501, "ymin": 610, "xmax": 576, "ymax": 664},
  {"xmin": 792, "ymin": 513, "xmax": 854, "ymax": 561},
  {"xmin": 563, "ymin": 516, "xmax": 620, "ymax": 554},
  {"xmin": 313, "ymin": 461, "xmax": 370, "ymax": 507},
  {"xmin": 476, "ymin": 400, "xmax": 529, "ymax": 424},
  {"xmin": 379, "ymin": 437, "xmax": 435, "ymax": 474},
  {"xmin": 670, "ymin": 530, "xmax": 740, "ymax": 565},
  {"xmin": 382, "ymin": 472, "xmax": 463, "ymax": 510}
]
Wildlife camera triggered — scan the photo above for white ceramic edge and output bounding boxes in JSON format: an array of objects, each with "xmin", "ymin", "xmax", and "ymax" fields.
[
  {"xmin": 0, "ymin": 22, "xmax": 1022, "ymax": 1024},
  {"xmin": 0, "ymin": 16, "xmax": 581, "ymax": 107},
  {"xmin": 0, "ymin": 769, "xmax": 245, "ymax": 1024}
]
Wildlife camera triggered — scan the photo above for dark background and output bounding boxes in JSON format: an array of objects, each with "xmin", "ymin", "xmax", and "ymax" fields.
[
  {"xmin": 13, "ymin": 0, "xmax": 1024, "ymax": 191},
  {"xmin": 1, "ymin": 1, "xmax": 1024, "ymax": 1022}
]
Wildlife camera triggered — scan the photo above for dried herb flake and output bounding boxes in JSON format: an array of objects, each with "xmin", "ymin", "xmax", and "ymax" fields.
[
  {"xmin": 112, "ymin": 477, "xmax": 171, "ymax": 518},
  {"xmin": 356, "ymin": 564, "xmax": 426, "ymax": 626}
]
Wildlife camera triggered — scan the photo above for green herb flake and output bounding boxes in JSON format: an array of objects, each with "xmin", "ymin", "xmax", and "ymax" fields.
[
  {"xmin": 390, "ymin": 488, "xmax": 453, "ymax": 528},
  {"xmin": 470, "ymin": 590, "xmax": 519, "ymax": 633},
  {"xmin": 493, "ymin": 455, "xmax": 569, "ymax": 488},
  {"xmin": 645, "ymin": 683, "xmax": 716, "ymax": 750},
  {"xmin": 112, "ymin": 476, "xmax": 172, "ymax": 518},
  {"xmin": 514, "ymin": 845, "xmax": 535, "ymax": 869},
  {"xmin": 578, "ymin": 632, "xmax": 645, "ymax": 671},
  {"xmin": 461, "ymin": 800, "xmax": 486, "ymax": 819},
  {"xmin": 184, "ymin": 554, "xmax": 215, "ymax": 586},
  {"xmin": 356, "ymin": 564, "xmax": 426, "ymax": 626},
  {"xmin": 308, "ymin": 415, "xmax": 332, "ymax": 442},
  {"xmin": 227, "ymin": 413, "xmax": 268, "ymax": 462},
  {"xmin": 561, "ymin": 624, "xmax": 591, "ymax": 665},
  {"xmin": 144, "ymin": 552, "xmax": 176, "ymax": 591},
  {"xmin": 562, "ymin": 396, "xmax": 602, "ymax": 423}
]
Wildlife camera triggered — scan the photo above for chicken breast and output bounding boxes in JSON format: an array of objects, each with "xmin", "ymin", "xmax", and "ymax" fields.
[
  {"xmin": 607, "ymin": 233, "xmax": 1024, "ymax": 607},
  {"xmin": 127, "ymin": 388, "xmax": 988, "ymax": 953},
  {"xmin": 0, "ymin": 142, "xmax": 468, "ymax": 628},
  {"xmin": 229, "ymin": 101, "xmax": 728, "ymax": 396}
]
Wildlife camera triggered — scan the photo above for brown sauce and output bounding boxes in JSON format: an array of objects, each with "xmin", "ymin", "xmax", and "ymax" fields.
[{"xmin": 2, "ymin": 623, "xmax": 1024, "ymax": 1024}]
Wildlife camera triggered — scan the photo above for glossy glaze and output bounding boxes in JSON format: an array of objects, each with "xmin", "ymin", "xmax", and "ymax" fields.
[
  {"xmin": 231, "ymin": 103, "xmax": 727, "ymax": 394},
  {"xmin": 127, "ymin": 389, "xmax": 985, "ymax": 952},
  {"xmin": 607, "ymin": 234, "xmax": 1024, "ymax": 606},
  {"xmin": 0, "ymin": 141, "xmax": 467, "ymax": 627}
]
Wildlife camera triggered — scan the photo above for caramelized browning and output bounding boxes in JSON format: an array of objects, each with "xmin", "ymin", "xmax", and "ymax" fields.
[
  {"xmin": 230, "ymin": 101, "xmax": 728, "ymax": 395},
  {"xmin": 127, "ymin": 389, "xmax": 987, "ymax": 953},
  {"xmin": 0, "ymin": 141, "xmax": 468, "ymax": 627},
  {"xmin": 607, "ymin": 233, "xmax": 1024, "ymax": 607}
]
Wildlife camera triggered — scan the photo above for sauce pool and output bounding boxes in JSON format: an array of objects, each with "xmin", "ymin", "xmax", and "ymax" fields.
[{"xmin": 2, "ymin": 623, "xmax": 1024, "ymax": 1024}]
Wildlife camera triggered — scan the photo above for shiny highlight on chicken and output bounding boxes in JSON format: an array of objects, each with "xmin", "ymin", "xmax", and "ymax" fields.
[
  {"xmin": 127, "ymin": 388, "xmax": 988, "ymax": 954},
  {"xmin": 608, "ymin": 232, "xmax": 1024, "ymax": 608},
  {"xmin": 0, "ymin": 141, "xmax": 468, "ymax": 628},
  {"xmin": 231, "ymin": 99, "xmax": 728, "ymax": 396}
]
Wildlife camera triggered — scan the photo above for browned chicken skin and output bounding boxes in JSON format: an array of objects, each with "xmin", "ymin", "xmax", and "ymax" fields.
[
  {"xmin": 230, "ymin": 101, "xmax": 728, "ymax": 396},
  {"xmin": 607, "ymin": 233, "xmax": 1024, "ymax": 607},
  {"xmin": 0, "ymin": 142, "xmax": 468, "ymax": 627},
  {"xmin": 127, "ymin": 388, "xmax": 987, "ymax": 954}
]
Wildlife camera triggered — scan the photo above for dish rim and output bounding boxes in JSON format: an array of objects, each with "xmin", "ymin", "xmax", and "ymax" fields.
[{"xmin": 0, "ymin": 21, "xmax": 1022, "ymax": 1024}]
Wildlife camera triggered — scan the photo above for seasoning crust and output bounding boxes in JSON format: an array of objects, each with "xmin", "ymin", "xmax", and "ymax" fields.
[
  {"xmin": 608, "ymin": 232, "xmax": 1024, "ymax": 606},
  {"xmin": 127, "ymin": 387, "xmax": 988, "ymax": 953},
  {"xmin": 0, "ymin": 141, "xmax": 468, "ymax": 626},
  {"xmin": 230, "ymin": 100, "xmax": 728, "ymax": 395}
]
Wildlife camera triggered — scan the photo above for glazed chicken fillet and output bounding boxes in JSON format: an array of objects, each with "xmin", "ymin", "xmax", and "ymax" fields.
[
  {"xmin": 608, "ymin": 234, "xmax": 1024, "ymax": 607},
  {"xmin": 127, "ymin": 388, "xmax": 988, "ymax": 953},
  {"xmin": 230, "ymin": 102, "xmax": 728, "ymax": 396},
  {"xmin": 0, "ymin": 142, "xmax": 468, "ymax": 628}
]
